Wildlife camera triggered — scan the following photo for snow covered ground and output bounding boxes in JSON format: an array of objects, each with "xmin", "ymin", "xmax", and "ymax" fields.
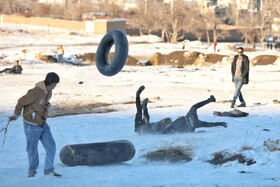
[{"xmin": 0, "ymin": 23, "xmax": 280, "ymax": 187}]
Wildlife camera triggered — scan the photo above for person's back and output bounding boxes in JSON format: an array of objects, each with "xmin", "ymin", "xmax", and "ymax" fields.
[
  {"xmin": 151, "ymin": 118, "xmax": 172, "ymax": 134},
  {"xmin": 164, "ymin": 116, "xmax": 194, "ymax": 134}
]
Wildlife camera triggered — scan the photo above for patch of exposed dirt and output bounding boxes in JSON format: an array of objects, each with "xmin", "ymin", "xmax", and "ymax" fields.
[
  {"xmin": 148, "ymin": 51, "xmax": 202, "ymax": 67},
  {"xmin": 252, "ymin": 55, "xmax": 278, "ymax": 65},
  {"xmin": 148, "ymin": 51, "xmax": 231, "ymax": 67},
  {"xmin": 37, "ymin": 51, "xmax": 279, "ymax": 67},
  {"xmin": 37, "ymin": 53, "xmax": 57, "ymax": 63},
  {"xmin": 47, "ymin": 98, "xmax": 171, "ymax": 117},
  {"xmin": 205, "ymin": 53, "xmax": 228, "ymax": 64},
  {"xmin": 142, "ymin": 146, "xmax": 193, "ymax": 163},
  {"xmin": 76, "ymin": 53, "xmax": 96, "ymax": 64},
  {"xmin": 49, "ymin": 102, "xmax": 117, "ymax": 117},
  {"xmin": 208, "ymin": 151, "xmax": 256, "ymax": 166},
  {"xmin": 76, "ymin": 52, "xmax": 140, "ymax": 66}
]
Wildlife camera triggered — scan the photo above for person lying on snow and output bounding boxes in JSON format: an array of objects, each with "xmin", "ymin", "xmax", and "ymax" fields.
[
  {"xmin": 0, "ymin": 60, "xmax": 23, "ymax": 74},
  {"xmin": 134, "ymin": 85, "xmax": 227, "ymax": 134}
]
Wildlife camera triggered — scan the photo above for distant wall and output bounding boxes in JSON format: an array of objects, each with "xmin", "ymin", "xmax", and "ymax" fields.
[
  {"xmin": 0, "ymin": 15, "xmax": 85, "ymax": 30},
  {"xmin": 0, "ymin": 15, "xmax": 127, "ymax": 35}
]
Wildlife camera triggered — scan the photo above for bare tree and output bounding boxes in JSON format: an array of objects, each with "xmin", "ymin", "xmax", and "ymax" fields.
[
  {"xmin": 238, "ymin": 11, "xmax": 258, "ymax": 47},
  {"xmin": 98, "ymin": 0, "xmax": 123, "ymax": 18},
  {"xmin": 256, "ymin": 0, "xmax": 279, "ymax": 48},
  {"xmin": 130, "ymin": 0, "xmax": 163, "ymax": 35},
  {"xmin": 63, "ymin": 2, "xmax": 85, "ymax": 20},
  {"xmin": 0, "ymin": 0, "xmax": 12, "ymax": 14},
  {"xmin": 186, "ymin": 6, "xmax": 206, "ymax": 41},
  {"xmin": 159, "ymin": 0, "xmax": 192, "ymax": 43},
  {"xmin": 0, "ymin": 0, "xmax": 28, "ymax": 14},
  {"xmin": 130, "ymin": 0, "xmax": 194, "ymax": 43},
  {"xmin": 202, "ymin": 10, "xmax": 229, "ymax": 46},
  {"xmin": 30, "ymin": 3, "xmax": 51, "ymax": 17},
  {"xmin": 255, "ymin": 13, "xmax": 270, "ymax": 48}
]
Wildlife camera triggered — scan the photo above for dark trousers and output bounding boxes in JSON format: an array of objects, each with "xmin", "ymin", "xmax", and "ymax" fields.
[
  {"xmin": 135, "ymin": 96, "xmax": 149, "ymax": 132},
  {"xmin": 0, "ymin": 68, "xmax": 12, "ymax": 74},
  {"xmin": 164, "ymin": 98, "xmax": 224, "ymax": 134},
  {"xmin": 187, "ymin": 99, "xmax": 224, "ymax": 129}
]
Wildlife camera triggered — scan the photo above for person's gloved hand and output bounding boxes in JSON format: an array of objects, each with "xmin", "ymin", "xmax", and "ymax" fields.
[
  {"xmin": 222, "ymin": 122, "xmax": 228, "ymax": 128},
  {"xmin": 9, "ymin": 115, "xmax": 18, "ymax": 121},
  {"xmin": 44, "ymin": 102, "xmax": 51, "ymax": 111}
]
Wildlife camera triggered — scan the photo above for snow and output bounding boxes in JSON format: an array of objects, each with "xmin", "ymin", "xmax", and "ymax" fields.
[{"xmin": 0, "ymin": 23, "xmax": 280, "ymax": 187}]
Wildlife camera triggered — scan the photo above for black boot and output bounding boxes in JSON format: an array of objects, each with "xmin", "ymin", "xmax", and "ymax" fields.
[
  {"xmin": 230, "ymin": 102, "xmax": 235, "ymax": 108},
  {"xmin": 142, "ymin": 98, "xmax": 149, "ymax": 110},
  {"xmin": 221, "ymin": 122, "xmax": 228, "ymax": 128},
  {"xmin": 208, "ymin": 95, "xmax": 216, "ymax": 102},
  {"xmin": 136, "ymin": 85, "xmax": 145, "ymax": 97},
  {"xmin": 237, "ymin": 102, "xmax": 246, "ymax": 107}
]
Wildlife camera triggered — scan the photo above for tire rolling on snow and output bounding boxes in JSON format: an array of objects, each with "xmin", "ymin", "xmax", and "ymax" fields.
[
  {"xmin": 96, "ymin": 30, "xmax": 128, "ymax": 76},
  {"xmin": 59, "ymin": 140, "xmax": 136, "ymax": 166}
]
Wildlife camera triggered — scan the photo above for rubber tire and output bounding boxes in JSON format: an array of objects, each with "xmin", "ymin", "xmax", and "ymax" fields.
[{"xmin": 96, "ymin": 30, "xmax": 128, "ymax": 76}]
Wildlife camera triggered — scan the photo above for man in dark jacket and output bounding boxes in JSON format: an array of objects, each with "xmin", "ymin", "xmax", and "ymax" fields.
[
  {"xmin": 134, "ymin": 86, "xmax": 227, "ymax": 134},
  {"xmin": 231, "ymin": 47, "xmax": 250, "ymax": 108}
]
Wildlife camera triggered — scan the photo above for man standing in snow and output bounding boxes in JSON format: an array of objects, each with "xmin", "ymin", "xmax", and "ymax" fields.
[
  {"xmin": 230, "ymin": 47, "xmax": 250, "ymax": 108},
  {"xmin": 8, "ymin": 72, "xmax": 61, "ymax": 178},
  {"xmin": 213, "ymin": 41, "xmax": 217, "ymax": 53},
  {"xmin": 56, "ymin": 45, "xmax": 64, "ymax": 63},
  {"xmin": 134, "ymin": 86, "xmax": 227, "ymax": 134}
]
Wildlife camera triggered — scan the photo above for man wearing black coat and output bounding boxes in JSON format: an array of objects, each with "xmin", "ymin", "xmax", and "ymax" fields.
[{"xmin": 231, "ymin": 47, "xmax": 250, "ymax": 108}]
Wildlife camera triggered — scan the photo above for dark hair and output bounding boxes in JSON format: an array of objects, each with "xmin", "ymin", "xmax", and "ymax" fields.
[
  {"xmin": 45, "ymin": 72, "xmax": 60, "ymax": 86},
  {"xmin": 237, "ymin": 47, "xmax": 244, "ymax": 51}
]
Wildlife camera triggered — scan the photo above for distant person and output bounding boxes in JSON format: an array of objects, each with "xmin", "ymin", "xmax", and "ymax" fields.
[
  {"xmin": 8, "ymin": 72, "xmax": 62, "ymax": 178},
  {"xmin": 0, "ymin": 60, "xmax": 23, "ymax": 74},
  {"xmin": 134, "ymin": 86, "xmax": 227, "ymax": 134},
  {"xmin": 275, "ymin": 42, "xmax": 280, "ymax": 51},
  {"xmin": 182, "ymin": 40, "xmax": 188, "ymax": 50},
  {"xmin": 267, "ymin": 42, "xmax": 270, "ymax": 49},
  {"xmin": 230, "ymin": 47, "xmax": 250, "ymax": 108},
  {"xmin": 56, "ymin": 45, "xmax": 64, "ymax": 63},
  {"xmin": 213, "ymin": 41, "xmax": 217, "ymax": 53}
]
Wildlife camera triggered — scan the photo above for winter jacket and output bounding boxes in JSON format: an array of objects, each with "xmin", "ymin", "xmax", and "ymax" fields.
[
  {"xmin": 231, "ymin": 54, "xmax": 250, "ymax": 84},
  {"xmin": 164, "ymin": 116, "xmax": 195, "ymax": 134},
  {"xmin": 9, "ymin": 65, "xmax": 23, "ymax": 74},
  {"xmin": 14, "ymin": 81, "xmax": 52, "ymax": 126},
  {"xmin": 57, "ymin": 47, "xmax": 64, "ymax": 55}
]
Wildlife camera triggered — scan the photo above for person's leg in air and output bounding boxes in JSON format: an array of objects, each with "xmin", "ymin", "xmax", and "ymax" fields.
[
  {"xmin": 187, "ymin": 95, "xmax": 227, "ymax": 131},
  {"xmin": 135, "ymin": 85, "xmax": 145, "ymax": 133}
]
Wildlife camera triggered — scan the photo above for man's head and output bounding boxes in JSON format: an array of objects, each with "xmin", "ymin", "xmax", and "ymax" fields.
[
  {"xmin": 15, "ymin": 60, "xmax": 19, "ymax": 66},
  {"xmin": 45, "ymin": 72, "xmax": 60, "ymax": 91},
  {"xmin": 237, "ymin": 47, "xmax": 244, "ymax": 56}
]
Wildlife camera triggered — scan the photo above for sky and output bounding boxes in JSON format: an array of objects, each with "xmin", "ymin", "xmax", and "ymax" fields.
[{"xmin": 0, "ymin": 23, "xmax": 280, "ymax": 187}]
